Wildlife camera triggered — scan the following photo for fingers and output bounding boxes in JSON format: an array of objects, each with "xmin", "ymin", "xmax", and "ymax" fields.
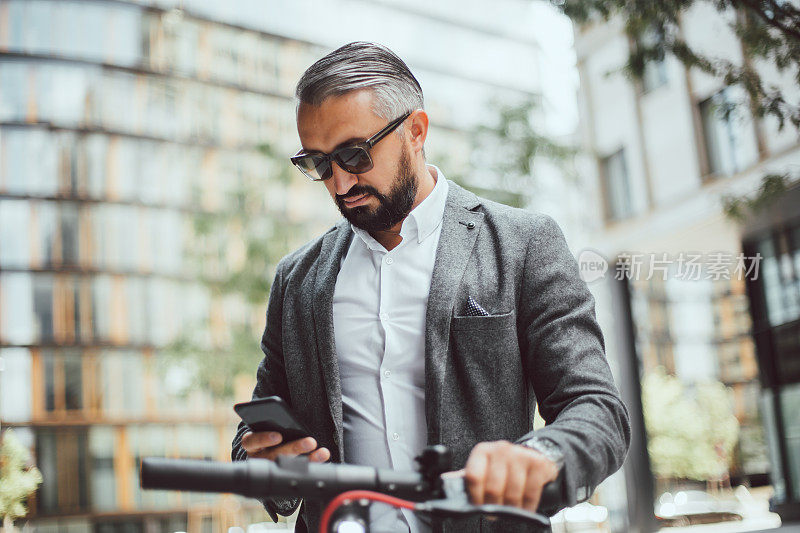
[
  {"xmin": 504, "ymin": 460, "xmax": 528, "ymax": 509},
  {"xmin": 241, "ymin": 431, "xmax": 283, "ymax": 454},
  {"xmin": 464, "ymin": 443, "xmax": 490, "ymax": 505},
  {"xmin": 522, "ymin": 462, "xmax": 544, "ymax": 512},
  {"xmin": 309, "ymin": 446, "xmax": 331, "ymax": 463},
  {"xmin": 464, "ymin": 441, "xmax": 558, "ymax": 512},
  {"xmin": 241, "ymin": 432, "xmax": 329, "ymax": 462},
  {"xmin": 483, "ymin": 452, "xmax": 508, "ymax": 505},
  {"xmin": 262, "ymin": 437, "xmax": 317, "ymax": 460}
]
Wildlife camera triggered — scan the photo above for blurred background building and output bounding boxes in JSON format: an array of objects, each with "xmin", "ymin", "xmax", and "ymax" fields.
[
  {"xmin": 570, "ymin": 1, "xmax": 799, "ymax": 530},
  {"xmin": 0, "ymin": 0, "xmax": 581, "ymax": 531}
]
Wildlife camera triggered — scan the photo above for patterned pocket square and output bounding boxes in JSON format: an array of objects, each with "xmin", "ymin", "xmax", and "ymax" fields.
[{"xmin": 465, "ymin": 296, "xmax": 490, "ymax": 317}]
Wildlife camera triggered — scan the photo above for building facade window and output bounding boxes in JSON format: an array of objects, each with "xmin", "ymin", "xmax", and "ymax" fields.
[
  {"xmin": 0, "ymin": 272, "xmax": 212, "ymax": 347},
  {"xmin": 33, "ymin": 274, "xmax": 55, "ymax": 342},
  {"xmin": 0, "ymin": 273, "xmax": 35, "ymax": 344},
  {"xmin": 758, "ymin": 225, "xmax": 800, "ymax": 329},
  {"xmin": 59, "ymin": 203, "xmax": 80, "ymax": 267},
  {"xmin": 639, "ymin": 27, "xmax": 668, "ymax": 93},
  {"xmin": 600, "ymin": 148, "xmax": 634, "ymax": 221},
  {"xmin": 100, "ymin": 350, "xmax": 145, "ymax": 416},
  {"xmin": 41, "ymin": 349, "xmax": 83, "ymax": 412},
  {"xmin": 36, "ymin": 201, "xmax": 59, "ymax": 268},
  {"xmin": 88, "ymin": 426, "xmax": 117, "ymax": 511},
  {"xmin": 699, "ymin": 86, "xmax": 759, "ymax": 176},
  {"xmin": 0, "ymin": 61, "xmax": 296, "ymax": 149},
  {"xmin": 0, "ymin": 198, "xmax": 31, "ymax": 267},
  {"xmin": 780, "ymin": 384, "xmax": 800, "ymax": 499},
  {"xmin": 0, "ymin": 347, "xmax": 32, "ymax": 421},
  {"xmin": 36, "ymin": 428, "xmax": 90, "ymax": 514},
  {"xmin": 642, "ymin": 60, "xmax": 668, "ymax": 93},
  {"xmin": 15, "ymin": 346, "xmax": 235, "ymax": 422}
]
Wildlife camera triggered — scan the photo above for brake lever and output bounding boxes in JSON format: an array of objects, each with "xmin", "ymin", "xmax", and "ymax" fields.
[
  {"xmin": 414, "ymin": 499, "xmax": 551, "ymax": 528},
  {"xmin": 413, "ymin": 470, "xmax": 551, "ymax": 528}
]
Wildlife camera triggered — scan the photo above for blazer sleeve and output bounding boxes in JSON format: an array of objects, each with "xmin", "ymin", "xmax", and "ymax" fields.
[
  {"xmin": 230, "ymin": 259, "xmax": 302, "ymax": 521},
  {"xmin": 514, "ymin": 214, "xmax": 631, "ymax": 507}
]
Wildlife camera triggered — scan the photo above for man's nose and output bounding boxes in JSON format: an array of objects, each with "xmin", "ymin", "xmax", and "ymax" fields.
[{"xmin": 331, "ymin": 161, "xmax": 358, "ymax": 196}]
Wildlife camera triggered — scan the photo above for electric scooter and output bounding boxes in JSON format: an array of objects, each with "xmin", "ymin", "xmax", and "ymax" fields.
[{"xmin": 140, "ymin": 445, "xmax": 564, "ymax": 533}]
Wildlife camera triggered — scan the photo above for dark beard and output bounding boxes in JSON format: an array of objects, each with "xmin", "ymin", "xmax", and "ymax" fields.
[{"xmin": 334, "ymin": 147, "xmax": 418, "ymax": 232}]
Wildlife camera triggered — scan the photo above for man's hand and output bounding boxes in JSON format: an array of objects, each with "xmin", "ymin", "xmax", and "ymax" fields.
[
  {"xmin": 241, "ymin": 431, "xmax": 331, "ymax": 463},
  {"xmin": 463, "ymin": 440, "xmax": 559, "ymax": 513}
]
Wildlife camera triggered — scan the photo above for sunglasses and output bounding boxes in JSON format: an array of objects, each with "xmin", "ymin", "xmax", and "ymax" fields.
[{"xmin": 290, "ymin": 111, "xmax": 411, "ymax": 181}]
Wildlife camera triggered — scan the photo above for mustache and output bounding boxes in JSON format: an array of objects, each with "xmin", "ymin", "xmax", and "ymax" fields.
[{"xmin": 337, "ymin": 185, "xmax": 381, "ymax": 201}]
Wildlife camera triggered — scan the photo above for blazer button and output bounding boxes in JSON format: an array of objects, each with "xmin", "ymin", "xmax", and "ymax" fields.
[{"xmin": 466, "ymin": 222, "xmax": 475, "ymax": 229}]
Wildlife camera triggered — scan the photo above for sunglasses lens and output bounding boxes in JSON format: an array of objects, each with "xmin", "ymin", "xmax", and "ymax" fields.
[
  {"xmin": 336, "ymin": 146, "xmax": 373, "ymax": 173},
  {"xmin": 293, "ymin": 155, "xmax": 331, "ymax": 181}
]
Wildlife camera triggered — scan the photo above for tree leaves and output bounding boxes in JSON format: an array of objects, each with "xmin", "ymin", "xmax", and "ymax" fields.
[
  {"xmin": 556, "ymin": 0, "xmax": 800, "ymax": 130},
  {"xmin": 642, "ymin": 368, "xmax": 740, "ymax": 481},
  {"xmin": 160, "ymin": 142, "xmax": 310, "ymax": 401},
  {"xmin": 0, "ymin": 429, "xmax": 43, "ymax": 522},
  {"xmin": 470, "ymin": 96, "xmax": 578, "ymax": 196},
  {"xmin": 722, "ymin": 172, "xmax": 791, "ymax": 221}
]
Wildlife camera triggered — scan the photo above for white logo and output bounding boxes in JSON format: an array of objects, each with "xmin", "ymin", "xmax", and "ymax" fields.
[{"xmin": 577, "ymin": 249, "xmax": 608, "ymax": 283}]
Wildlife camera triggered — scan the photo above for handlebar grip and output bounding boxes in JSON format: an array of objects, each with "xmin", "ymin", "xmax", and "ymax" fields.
[
  {"xmin": 141, "ymin": 457, "xmax": 271, "ymax": 498},
  {"xmin": 141, "ymin": 458, "xmax": 240, "ymax": 493},
  {"xmin": 140, "ymin": 457, "xmax": 431, "ymax": 501},
  {"xmin": 537, "ymin": 470, "xmax": 565, "ymax": 515}
]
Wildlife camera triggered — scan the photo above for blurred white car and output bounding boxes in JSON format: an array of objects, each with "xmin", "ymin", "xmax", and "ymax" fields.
[
  {"xmin": 550, "ymin": 501, "xmax": 610, "ymax": 531},
  {"xmin": 656, "ymin": 490, "xmax": 743, "ymax": 526}
]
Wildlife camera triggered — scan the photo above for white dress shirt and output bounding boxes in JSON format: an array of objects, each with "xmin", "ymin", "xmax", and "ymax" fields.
[{"xmin": 333, "ymin": 165, "xmax": 449, "ymax": 533}]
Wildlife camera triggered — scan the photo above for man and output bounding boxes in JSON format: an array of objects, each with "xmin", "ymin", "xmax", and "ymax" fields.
[{"xmin": 232, "ymin": 41, "xmax": 630, "ymax": 533}]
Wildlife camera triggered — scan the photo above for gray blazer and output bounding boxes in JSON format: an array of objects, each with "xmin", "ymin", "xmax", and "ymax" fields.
[{"xmin": 232, "ymin": 180, "xmax": 630, "ymax": 532}]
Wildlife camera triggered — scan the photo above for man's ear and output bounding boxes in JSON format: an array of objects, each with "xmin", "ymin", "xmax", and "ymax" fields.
[{"xmin": 407, "ymin": 109, "xmax": 429, "ymax": 156}]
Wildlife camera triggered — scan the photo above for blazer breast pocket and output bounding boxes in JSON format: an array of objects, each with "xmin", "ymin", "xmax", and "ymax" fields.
[
  {"xmin": 450, "ymin": 310, "xmax": 516, "ymax": 331},
  {"xmin": 448, "ymin": 309, "xmax": 523, "ymax": 408}
]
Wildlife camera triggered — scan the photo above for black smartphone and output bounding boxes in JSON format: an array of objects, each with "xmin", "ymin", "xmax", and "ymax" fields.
[{"xmin": 233, "ymin": 396, "xmax": 312, "ymax": 443}]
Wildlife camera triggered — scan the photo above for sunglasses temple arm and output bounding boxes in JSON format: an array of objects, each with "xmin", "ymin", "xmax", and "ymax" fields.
[{"xmin": 366, "ymin": 112, "xmax": 411, "ymax": 148}]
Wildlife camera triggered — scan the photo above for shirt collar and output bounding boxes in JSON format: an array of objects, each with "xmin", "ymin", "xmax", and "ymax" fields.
[
  {"xmin": 350, "ymin": 164, "xmax": 449, "ymax": 249},
  {"xmin": 407, "ymin": 164, "xmax": 449, "ymax": 244}
]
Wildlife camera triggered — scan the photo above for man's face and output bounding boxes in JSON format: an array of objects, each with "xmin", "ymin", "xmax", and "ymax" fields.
[{"xmin": 296, "ymin": 90, "xmax": 418, "ymax": 232}]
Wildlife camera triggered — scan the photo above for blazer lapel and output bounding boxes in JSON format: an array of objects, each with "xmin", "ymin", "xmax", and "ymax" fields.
[
  {"xmin": 312, "ymin": 218, "xmax": 353, "ymax": 459},
  {"xmin": 424, "ymin": 180, "xmax": 484, "ymax": 444}
]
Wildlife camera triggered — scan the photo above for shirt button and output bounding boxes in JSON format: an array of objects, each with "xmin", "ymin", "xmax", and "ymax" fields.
[
  {"xmin": 383, "ymin": 369, "xmax": 391, "ymax": 378},
  {"xmin": 392, "ymin": 432, "xmax": 400, "ymax": 441},
  {"xmin": 385, "ymin": 256, "xmax": 394, "ymax": 265},
  {"xmin": 380, "ymin": 312, "xmax": 388, "ymax": 321}
]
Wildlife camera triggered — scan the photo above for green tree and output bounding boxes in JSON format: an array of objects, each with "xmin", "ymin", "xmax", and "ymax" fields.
[
  {"xmin": 0, "ymin": 429, "xmax": 43, "ymax": 531},
  {"xmin": 695, "ymin": 380, "xmax": 740, "ymax": 477},
  {"xmin": 465, "ymin": 96, "xmax": 577, "ymax": 205},
  {"xmin": 721, "ymin": 172, "xmax": 790, "ymax": 221},
  {"xmin": 162, "ymin": 143, "xmax": 312, "ymax": 400},
  {"xmin": 555, "ymin": 0, "xmax": 799, "ymax": 130},
  {"xmin": 642, "ymin": 368, "xmax": 739, "ymax": 482}
]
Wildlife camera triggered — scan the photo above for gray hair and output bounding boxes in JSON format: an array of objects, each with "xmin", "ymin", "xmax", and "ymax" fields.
[{"xmin": 295, "ymin": 41, "xmax": 424, "ymax": 123}]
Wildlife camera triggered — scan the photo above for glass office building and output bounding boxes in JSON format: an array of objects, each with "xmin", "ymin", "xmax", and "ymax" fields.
[{"xmin": 0, "ymin": 1, "xmax": 329, "ymax": 529}]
